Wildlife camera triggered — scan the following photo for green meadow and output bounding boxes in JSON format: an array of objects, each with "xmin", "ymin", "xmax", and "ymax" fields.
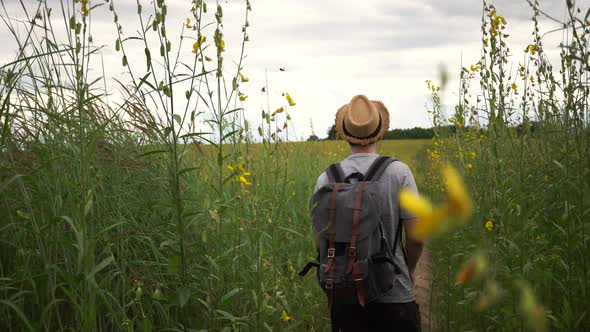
[{"xmin": 1, "ymin": 0, "xmax": 589, "ymax": 331}]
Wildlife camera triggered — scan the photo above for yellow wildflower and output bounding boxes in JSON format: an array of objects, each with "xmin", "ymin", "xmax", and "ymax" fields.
[
  {"xmin": 192, "ymin": 37, "xmax": 206, "ymax": 54},
  {"xmin": 469, "ymin": 64, "xmax": 480, "ymax": 72},
  {"xmin": 285, "ymin": 93, "xmax": 296, "ymax": 106},
  {"xmin": 243, "ymin": 171, "xmax": 251, "ymax": 177},
  {"xmin": 485, "ymin": 220, "xmax": 494, "ymax": 232},
  {"xmin": 236, "ymin": 175, "xmax": 251, "ymax": 186},
  {"xmin": 399, "ymin": 190, "xmax": 443, "ymax": 240},
  {"xmin": 239, "ymin": 93, "xmax": 247, "ymax": 102},
  {"xmin": 186, "ymin": 18, "xmax": 192, "ymax": 29},
  {"xmin": 219, "ymin": 39, "xmax": 226, "ymax": 52},
  {"xmin": 237, "ymin": 164, "xmax": 247, "ymax": 173},
  {"xmin": 469, "ymin": 151, "xmax": 476, "ymax": 159},
  {"xmin": 526, "ymin": 44, "xmax": 537, "ymax": 55},
  {"xmin": 456, "ymin": 252, "xmax": 487, "ymax": 285},
  {"xmin": 467, "ymin": 163, "xmax": 473, "ymax": 170},
  {"xmin": 400, "ymin": 164, "xmax": 472, "ymax": 240},
  {"xmin": 281, "ymin": 310, "xmax": 292, "ymax": 322},
  {"xmin": 442, "ymin": 165, "xmax": 472, "ymax": 219},
  {"xmin": 239, "ymin": 72, "xmax": 249, "ymax": 82},
  {"xmin": 272, "ymin": 107, "xmax": 284, "ymax": 116},
  {"xmin": 511, "ymin": 82, "xmax": 518, "ymax": 91},
  {"xmin": 226, "ymin": 165, "xmax": 234, "ymax": 172}
]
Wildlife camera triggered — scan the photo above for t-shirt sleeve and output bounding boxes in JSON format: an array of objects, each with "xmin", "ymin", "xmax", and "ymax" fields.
[
  {"xmin": 399, "ymin": 165, "xmax": 419, "ymax": 220},
  {"xmin": 313, "ymin": 172, "xmax": 328, "ymax": 194},
  {"xmin": 310, "ymin": 172, "xmax": 328, "ymax": 210}
]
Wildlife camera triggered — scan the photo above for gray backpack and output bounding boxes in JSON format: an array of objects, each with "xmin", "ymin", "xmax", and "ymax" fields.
[{"xmin": 300, "ymin": 156, "xmax": 404, "ymax": 307}]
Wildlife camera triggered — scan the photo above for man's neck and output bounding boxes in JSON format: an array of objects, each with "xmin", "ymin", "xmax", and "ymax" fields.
[{"xmin": 350, "ymin": 142, "xmax": 378, "ymax": 154}]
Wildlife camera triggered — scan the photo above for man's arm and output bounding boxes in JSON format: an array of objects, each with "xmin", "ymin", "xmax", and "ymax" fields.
[{"xmin": 403, "ymin": 218, "xmax": 424, "ymax": 282}]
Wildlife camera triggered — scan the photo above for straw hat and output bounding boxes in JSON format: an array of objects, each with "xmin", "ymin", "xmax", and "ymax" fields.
[{"xmin": 335, "ymin": 95, "xmax": 390, "ymax": 145}]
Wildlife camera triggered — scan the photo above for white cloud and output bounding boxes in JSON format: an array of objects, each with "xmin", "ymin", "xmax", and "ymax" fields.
[{"xmin": 1, "ymin": 0, "xmax": 586, "ymax": 140}]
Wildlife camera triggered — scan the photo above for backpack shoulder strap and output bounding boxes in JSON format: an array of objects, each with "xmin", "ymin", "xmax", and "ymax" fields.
[
  {"xmin": 365, "ymin": 156, "xmax": 398, "ymax": 181},
  {"xmin": 325, "ymin": 163, "xmax": 345, "ymax": 183}
]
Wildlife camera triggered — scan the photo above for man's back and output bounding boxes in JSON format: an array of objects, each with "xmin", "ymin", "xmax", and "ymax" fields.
[{"xmin": 314, "ymin": 152, "xmax": 418, "ymax": 304}]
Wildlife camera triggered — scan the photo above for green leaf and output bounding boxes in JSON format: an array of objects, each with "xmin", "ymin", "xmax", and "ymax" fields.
[
  {"xmin": 168, "ymin": 255, "xmax": 181, "ymax": 274},
  {"xmin": 142, "ymin": 318, "xmax": 152, "ymax": 332},
  {"xmin": 220, "ymin": 288, "xmax": 242, "ymax": 304},
  {"xmin": 173, "ymin": 114, "xmax": 182, "ymax": 124},
  {"xmin": 176, "ymin": 286, "xmax": 191, "ymax": 308},
  {"xmin": 178, "ymin": 167, "xmax": 200, "ymax": 175},
  {"xmin": 86, "ymin": 256, "xmax": 114, "ymax": 283},
  {"xmin": 222, "ymin": 130, "xmax": 239, "ymax": 141},
  {"xmin": 0, "ymin": 300, "xmax": 35, "ymax": 332}
]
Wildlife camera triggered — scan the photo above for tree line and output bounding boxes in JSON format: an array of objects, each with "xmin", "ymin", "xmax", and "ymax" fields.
[{"xmin": 307, "ymin": 125, "xmax": 435, "ymax": 141}]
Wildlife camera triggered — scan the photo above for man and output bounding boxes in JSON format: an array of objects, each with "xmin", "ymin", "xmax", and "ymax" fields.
[{"xmin": 313, "ymin": 95, "xmax": 424, "ymax": 331}]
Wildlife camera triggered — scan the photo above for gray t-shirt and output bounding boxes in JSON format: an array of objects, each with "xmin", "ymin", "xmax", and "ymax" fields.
[{"xmin": 313, "ymin": 153, "xmax": 418, "ymax": 303}]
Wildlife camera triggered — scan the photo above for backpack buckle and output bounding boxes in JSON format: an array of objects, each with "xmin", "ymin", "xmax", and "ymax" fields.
[
  {"xmin": 327, "ymin": 248, "xmax": 335, "ymax": 258},
  {"xmin": 347, "ymin": 246, "xmax": 357, "ymax": 256},
  {"xmin": 326, "ymin": 279, "xmax": 334, "ymax": 289}
]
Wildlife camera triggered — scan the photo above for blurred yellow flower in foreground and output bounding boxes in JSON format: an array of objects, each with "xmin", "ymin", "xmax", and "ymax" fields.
[
  {"xmin": 399, "ymin": 164, "xmax": 472, "ymax": 240},
  {"xmin": 281, "ymin": 310, "xmax": 292, "ymax": 322},
  {"xmin": 475, "ymin": 280, "xmax": 501, "ymax": 312},
  {"xmin": 399, "ymin": 191, "xmax": 442, "ymax": 239},
  {"xmin": 485, "ymin": 220, "xmax": 494, "ymax": 232},
  {"xmin": 442, "ymin": 165, "xmax": 472, "ymax": 219},
  {"xmin": 456, "ymin": 252, "xmax": 487, "ymax": 285},
  {"xmin": 285, "ymin": 93, "xmax": 296, "ymax": 106},
  {"xmin": 518, "ymin": 282, "xmax": 547, "ymax": 332}
]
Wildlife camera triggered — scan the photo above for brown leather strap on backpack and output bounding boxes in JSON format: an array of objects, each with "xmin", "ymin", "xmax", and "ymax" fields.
[
  {"xmin": 352, "ymin": 260, "xmax": 366, "ymax": 306},
  {"xmin": 325, "ymin": 182, "xmax": 341, "ymax": 308},
  {"xmin": 346, "ymin": 181, "xmax": 366, "ymax": 273}
]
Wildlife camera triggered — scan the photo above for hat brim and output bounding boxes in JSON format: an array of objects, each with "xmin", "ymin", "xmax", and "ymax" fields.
[{"xmin": 335, "ymin": 100, "xmax": 390, "ymax": 145}]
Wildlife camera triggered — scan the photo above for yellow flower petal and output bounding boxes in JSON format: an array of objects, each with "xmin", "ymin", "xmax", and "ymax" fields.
[
  {"xmin": 485, "ymin": 220, "xmax": 494, "ymax": 232},
  {"xmin": 281, "ymin": 310, "xmax": 292, "ymax": 322},
  {"xmin": 442, "ymin": 165, "xmax": 472, "ymax": 219},
  {"xmin": 226, "ymin": 165, "xmax": 234, "ymax": 172},
  {"xmin": 239, "ymin": 72, "xmax": 249, "ymax": 82},
  {"xmin": 237, "ymin": 164, "xmax": 247, "ymax": 173},
  {"xmin": 399, "ymin": 189, "xmax": 443, "ymax": 239},
  {"xmin": 285, "ymin": 93, "xmax": 296, "ymax": 106}
]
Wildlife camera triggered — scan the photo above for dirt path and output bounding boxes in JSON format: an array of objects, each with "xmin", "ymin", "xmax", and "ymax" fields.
[{"xmin": 414, "ymin": 249, "xmax": 433, "ymax": 331}]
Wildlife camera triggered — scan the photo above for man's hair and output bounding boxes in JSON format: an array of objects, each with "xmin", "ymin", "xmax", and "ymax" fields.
[{"xmin": 349, "ymin": 141, "xmax": 377, "ymax": 148}]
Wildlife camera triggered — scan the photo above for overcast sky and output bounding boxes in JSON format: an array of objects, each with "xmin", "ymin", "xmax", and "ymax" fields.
[{"xmin": 0, "ymin": 0, "xmax": 585, "ymax": 140}]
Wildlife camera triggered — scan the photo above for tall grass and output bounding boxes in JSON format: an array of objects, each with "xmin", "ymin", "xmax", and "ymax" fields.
[
  {"xmin": 0, "ymin": 0, "xmax": 431, "ymax": 330},
  {"xmin": 426, "ymin": 1, "xmax": 590, "ymax": 330}
]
